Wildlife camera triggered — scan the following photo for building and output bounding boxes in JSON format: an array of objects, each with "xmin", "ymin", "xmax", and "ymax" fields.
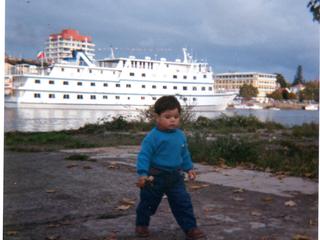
[
  {"xmin": 214, "ymin": 72, "xmax": 278, "ymax": 99},
  {"xmin": 45, "ymin": 29, "xmax": 95, "ymax": 62}
]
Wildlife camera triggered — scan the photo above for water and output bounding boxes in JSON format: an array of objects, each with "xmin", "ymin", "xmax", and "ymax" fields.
[{"xmin": 4, "ymin": 108, "xmax": 319, "ymax": 132}]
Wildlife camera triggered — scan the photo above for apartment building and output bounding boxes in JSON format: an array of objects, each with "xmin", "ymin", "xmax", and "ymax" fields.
[
  {"xmin": 214, "ymin": 72, "xmax": 278, "ymax": 98},
  {"xmin": 45, "ymin": 29, "xmax": 95, "ymax": 62}
]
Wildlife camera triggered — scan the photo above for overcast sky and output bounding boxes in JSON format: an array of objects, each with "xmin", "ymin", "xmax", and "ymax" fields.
[{"xmin": 5, "ymin": 0, "xmax": 319, "ymax": 82}]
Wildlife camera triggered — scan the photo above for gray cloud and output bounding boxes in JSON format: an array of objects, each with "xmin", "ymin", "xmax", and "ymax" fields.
[{"xmin": 5, "ymin": 0, "xmax": 319, "ymax": 82}]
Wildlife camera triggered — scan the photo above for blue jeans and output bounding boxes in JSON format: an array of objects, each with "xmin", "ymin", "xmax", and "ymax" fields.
[{"xmin": 136, "ymin": 168, "xmax": 197, "ymax": 232}]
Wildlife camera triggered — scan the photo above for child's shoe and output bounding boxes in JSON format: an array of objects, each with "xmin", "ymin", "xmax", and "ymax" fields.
[
  {"xmin": 135, "ymin": 226, "xmax": 149, "ymax": 238},
  {"xmin": 185, "ymin": 227, "xmax": 206, "ymax": 240}
]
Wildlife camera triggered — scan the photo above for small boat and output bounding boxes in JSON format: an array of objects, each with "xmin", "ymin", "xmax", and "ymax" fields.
[
  {"xmin": 233, "ymin": 104, "xmax": 263, "ymax": 110},
  {"xmin": 304, "ymin": 104, "xmax": 319, "ymax": 111},
  {"xmin": 268, "ymin": 107, "xmax": 280, "ymax": 111}
]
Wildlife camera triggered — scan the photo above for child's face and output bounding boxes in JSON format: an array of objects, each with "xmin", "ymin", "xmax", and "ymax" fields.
[{"xmin": 156, "ymin": 108, "xmax": 180, "ymax": 130}]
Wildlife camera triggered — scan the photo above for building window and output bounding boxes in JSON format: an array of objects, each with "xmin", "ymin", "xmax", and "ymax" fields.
[
  {"xmin": 183, "ymin": 86, "xmax": 187, "ymax": 91},
  {"xmin": 130, "ymin": 72, "xmax": 135, "ymax": 76},
  {"xmin": 103, "ymin": 83, "xmax": 108, "ymax": 87},
  {"xmin": 90, "ymin": 95, "xmax": 96, "ymax": 100},
  {"xmin": 49, "ymin": 93, "xmax": 55, "ymax": 98},
  {"xmin": 103, "ymin": 95, "xmax": 108, "ymax": 99},
  {"xmin": 116, "ymin": 84, "xmax": 120, "ymax": 87},
  {"xmin": 77, "ymin": 82, "xmax": 82, "ymax": 86},
  {"xmin": 152, "ymin": 85, "xmax": 156, "ymax": 89},
  {"xmin": 35, "ymin": 79, "xmax": 41, "ymax": 84},
  {"xmin": 142, "ymin": 85, "xmax": 146, "ymax": 88},
  {"xmin": 34, "ymin": 93, "xmax": 41, "ymax": 98},
  {"xmin": 63, "ymin": 94, "xmax": 70, "ymax": 99},
  {"xmin": 49, "ymin": 80, "xmax": 54, "ymax": 85},
  {"xmin": 63, "ymin": 81, "xmax": 69, "ymax": 85},
  {"xmin": 77, "ymin": 95, "xmax": 83, "ymax": 99},
  {"xmin": 126, "ymin": 84, "xmax": 131, "ymax": 88}
]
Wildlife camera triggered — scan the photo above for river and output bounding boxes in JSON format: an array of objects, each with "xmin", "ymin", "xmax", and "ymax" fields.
[{"xmin": 4, "ymin": 108, "xmax": 319, "ymax": 132}]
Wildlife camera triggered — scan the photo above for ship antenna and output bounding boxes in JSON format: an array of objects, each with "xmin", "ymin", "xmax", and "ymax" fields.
[{"xmin": 182, "ymin": 48, "xmax": 188, "ymax": 63}]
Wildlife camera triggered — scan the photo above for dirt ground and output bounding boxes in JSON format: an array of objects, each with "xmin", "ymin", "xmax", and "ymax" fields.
[{"xmin": 3, "ymin": 147, "xmax": 318, "ymax": 240}]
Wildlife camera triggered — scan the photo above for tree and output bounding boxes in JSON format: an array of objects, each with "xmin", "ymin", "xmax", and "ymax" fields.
[
  {"xmin": 307, "ymin": 0, "xmax": 320, "ymax": 23},
  {"xmin": 292, "ymin": 65, "xmax": 305, "ymax": 86},
  {"xmin": 299, "ymin": 80, "xmax": 319, "ymax": 102},
  {"xmin": 267, "ymin": 90, "xmax": 283, "ymax": 100},
  {"xmin": 275, "ymin": 73, "xmax": 290, "ymax": 88},
  {"xmin": 239, "ymin": 84, "xmax": 258, "ymax": 100}
]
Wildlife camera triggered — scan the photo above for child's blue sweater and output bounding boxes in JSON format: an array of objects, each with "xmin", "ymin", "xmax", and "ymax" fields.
[{"xmin": 137, "ymin": 127, "xmax": 193, "ymax": 176}]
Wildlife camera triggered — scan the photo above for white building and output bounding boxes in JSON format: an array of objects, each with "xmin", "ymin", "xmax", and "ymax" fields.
[
  {"xmin": 214, "ymin": 72, "xmax": 278, "ymax": 99},
  {"xmin": 45, "ymin": 29, "xmax": 95, "ymax": 62}
]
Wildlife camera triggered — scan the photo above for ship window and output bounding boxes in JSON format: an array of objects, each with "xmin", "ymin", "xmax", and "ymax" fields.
[
  {"xmin": 202, "ymin": 87, "xmax": 206, "ymax": 91},
  {"xmin": 63, "ymin": 81, "xmax": 69, "ymax": 85},
  {"xmin": 152, "ymin": 85, "xmax": 156, "ymax": 89},
  {"xmin": 183, "ymin": 98, "xmax": 187, "ymax": 101},
  {"xmin": 101, "ymin": 70, "xmax": 103, "ymax": 74},
  {"xmin": 61, "ymin": 68, "xmax": 64, "ymax": 72},
  {"xmin": 90, "ymin": 95, "xmax": 96, "ymax": 100},
  {"xmin": 173, "ymin": 86, "xmax": 177, "ymax": 90},
  {"xmin": 128, "ymin": 97, "xmax": 131, "ymax": 100},
  {"xmin": 103, "ymin": 83, "xmax": 108, "ymax": 87},
  {"xmin": 49, "ymin": 80, "xmax": 54, "ymax": 85},
  {"xmin": 89, "ymin": 69, "xmax": 92, "ymax": 73},
  {"xmin": 163, "ymin": 86, "xmax": 167, "ymax": 89},
  {"xmin": 34, "ymin": 93, "xmax": 41, "ymax": 98},
  {"xmin": 209, "ymin": 87, "xmax": 212, "ymax": 91},
  {"xmin": 126, "ymin": 84, "xmax": 131, "ymax": 88},
  {"xmin": 77, "ymin": 95, "xmax": 83, "ymax": 99},
  {"xmin": 183, "ymin": 86, "xmax": 187, "ymax": 90},
  {"xmin": 77, "ymin": 82, "xmax": 82, "ymax": 86},
  {"xmin": 63, "ymin": 94, "xmax": 70, "ymax": 99},
  {"xmin": 183, "ymin": 76, "xmax": 187, "ymax": 79},
  {"xmin": 203, "ymin": 75, "xmax": 207, "ymax": 78},
  {"xmin": 193, "ymin": 98, "xmax": 197, "ymax": 101},
  {"xmin": 193, "ymin": 87, "xmax": 197, "ymax": 91},
  {"xmin": 91, "ymin": 82, "xmax": 96, "ymax": 86},
  {"xmin": 173, "ymin": 75, "xmax": 177, "ymax": 79},
  {"xmin": 116, "ymin": 84, "xmax": 120, "ymax": 87},
  {"xmin": 152, "ymin": 97, "xmax": 157, "ymax": 100},
  {"xmin": 193, "ymin": 76, "xmax": 197, "ymax": 80},
  {"xmin": 130, "ymin": 72, "xmax": 135, "ymax": 76},
  {"xmin": 115, "ymin": 96, "xmax": 120, "ymax": 99},
  {"xmin": 141, "ymin": 96, "xmax": 145, "ymax": 100},
  {"xmin": 35, "ymin": 79, "xmax": 41, "ymax": 84},
  {"xmin": 103, "ymin": 95, "xmax": 108, "ymax": 99},
  {"xmin": 142, "ymin": 73, "xmax": 146, "ymax": 77},
  {"xmin": 142, "ymin": 85, "xmax": 146, "ymax": 88},
  {"xmin": 77, "ymin": 69, "xmax": 80, "ymax": 73},
  {"xmin": 49, "ymin": 93, "xmax": 55, "ymax": 98}
]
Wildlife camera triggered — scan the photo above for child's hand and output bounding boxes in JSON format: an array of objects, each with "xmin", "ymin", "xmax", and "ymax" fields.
[
  {"xmin": 136, "ymin": 176, "xmax": 154, "ymax": 188},
  {"xmin": 188, "ymin": 170, "xmax": 197, "ymax": 181}
]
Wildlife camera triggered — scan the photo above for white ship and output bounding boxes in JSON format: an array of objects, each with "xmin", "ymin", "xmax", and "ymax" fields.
[{"xmin": 5, "ymin": 48, "xmax": 236, "ymax": 112}]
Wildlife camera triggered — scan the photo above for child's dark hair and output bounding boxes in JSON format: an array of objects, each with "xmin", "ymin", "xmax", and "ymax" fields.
[{"xmin": 154, "ymin": 95, "xmax": 182, "ymax": 115}]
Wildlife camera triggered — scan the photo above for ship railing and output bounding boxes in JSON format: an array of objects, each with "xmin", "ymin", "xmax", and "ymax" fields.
[{"xmin": 9, "ymin": 65, "xmax": 50, "ymax": 76}]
